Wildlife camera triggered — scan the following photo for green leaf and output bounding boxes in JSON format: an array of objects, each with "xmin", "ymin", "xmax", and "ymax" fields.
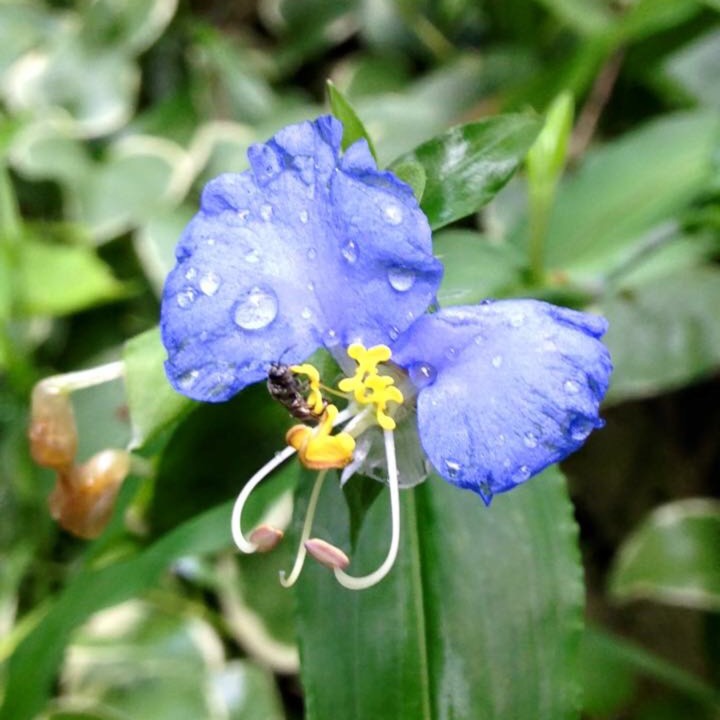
[
  {"xmin": 0, "ymin": 500, "xmax": 235, "ymax": 720},
  {"xmin": 123, "ymin": 327, "xmax": 194, "ymax": 452},
  {"xmin": 56, "ymin": 599, "xmax": 285, "ymax": 720},
  {"xmin": 537, "ymin": 111, "xmax": 720, "ymax": 279},
  {"xmin": 327, "ymin": 80, "xmax": 377, "ymax": 159},
  {"xmin": 296, "ymin": 466, "xmax": 584, "ymax": 720},
  {"xmin": 533, "ymin": 0, "xmax": 613, "ymax": 36},
  {"xmin": 581, "ymin": 625, "xmax": 720, "ymax": 714},
  {"xmin": 390, "ymin": 159, "xmax": 427, "ymax": 201},
  {"xmin": 434, "ymin": 229, "xmax": 525, "ymax": 306},
  {"xmin": 602, "ymin": 266, "xmax": 720, "ymax": 403},
  {"xmin": 609, "ymin": 498, "xmax": 720, "ymax": 611},
  {"xmin": 391, "ymin": 114, "xmax": 541, "ymax": 230},
  {"xmin": 16, "ymin": 236, "xmax": 126, "ymax": 317},
  {"xmin": 662, "ymin": 28, "xmax": 720, "ymax": 109}
]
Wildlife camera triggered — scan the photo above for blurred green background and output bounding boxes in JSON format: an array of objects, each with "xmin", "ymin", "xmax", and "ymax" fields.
[{"xmin": 1, "ymin": 1, "xmax": 719, "ymax": 718}]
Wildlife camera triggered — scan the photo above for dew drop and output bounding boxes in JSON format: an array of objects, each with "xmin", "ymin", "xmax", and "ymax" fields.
[
  {"xmin": 341, "ymin": 240, "xmax": 358, "ymax": 264},
  {"xmin": 232, "ymin": 287, "xmax": 278, "ymax": 331},
  {"xmin": 408, "ymin": 362, "xmax": 437, "ymax": 389},
  {"xmin": 184, "ymin": 267, "xmax": 197, "ymax": 281},
  {"xmin": 307, "ymin": 247, "xmax": 317, "ymax": 261},
  {"xmin": 244, "ymin": 248, "xmax": 261, "ymax": 264},
  {"xmin": 177, "ymin": 288, "xmax": 196, "ymax": 308},
  {"xmin": 491, "ymin": 355, "xmax": 503, "ymax": 368},
  {"xmin": 207, "ymin": 238, "xmax": 216, "ymax": 246},
  {"xmin": 564, "ymin": 379, "xmax": 580, "ymax": 394},
  {"xmin": 177, "ymin": 369, "xmax": 199, "ymax": 390},
  {"xmin": 389, "ymin": 326, "xmax": 400, "ymax": 341},
  {"xmin": 199, "ymin": 271, "xmax": 221, "ymax": 296},
  {"xmin": 569, "ymin": 416, "xmax": 595, "ymax": 442},
  {"xmin": 523, "ymin": 432, "xmax": 538, "ymax": 449},
  {"xmin": 444, "ymin": 458, "xmax": 461, "ymax": 480},
  {"xmin": 260, "ymin": 204, "xmax": 273, "ymax": 221},
  {"xmin": 299, "ymin": 210, "xmax": 309, "ymax": 224},
  {"xmin": 497, "ymin": 433, "xmax": 506, "ymax": 446},
  {"xmin": 513, "ymin": 465, "xmax": 531, "ymax": 483},
  {"xmin": 510, "ymin": 312, "xmax": 525, "ymax": 327},
  {"xmin": 384, "ymin": 204, "xmax": 403, "ymax": 225},
  {"xmin": 480, "ymin": 298, "xmax": 493, "ymax": 306},
  {"xmin": 388, "ymin": 266, "xmax": 416, "ymax": 292},
  {"xmin": 307, "ymin": 281, "xmax": 315, "ymax": 292},
  {"xmin": 301, "ymin": 307, "xmax": 312, "ymax": 320},
  {"xmin": 323, "ymin": 328, "xmax": 339, "ymax": 346}
]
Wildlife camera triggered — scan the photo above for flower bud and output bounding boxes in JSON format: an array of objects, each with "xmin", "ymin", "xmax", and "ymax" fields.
[
  {"xmin": 48, "ymin": 449, "xmax": 130, "ymax": 539},
  {"xmin": 28, "ymin": 383, "xmax": 78, "ymax": 471}
]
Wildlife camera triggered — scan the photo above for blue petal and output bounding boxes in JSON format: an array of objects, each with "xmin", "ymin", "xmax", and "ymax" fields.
[
  {"xmin": 392, "ymin": 300, "xmax": 612, "ymax": 503},
  {"xmin": 161, "ymin": 116, "xmax": 443, "ymax": 401}
]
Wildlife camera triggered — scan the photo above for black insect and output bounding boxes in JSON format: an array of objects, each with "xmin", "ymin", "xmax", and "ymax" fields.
[{"xmin": 267, "ymin": 363, "xmax": 325, "ymax": 424}]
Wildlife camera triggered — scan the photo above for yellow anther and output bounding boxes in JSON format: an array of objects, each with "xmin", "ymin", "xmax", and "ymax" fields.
[
  {"xmin": 290, "ymin": 363, "xmax": 325, "ymax": 414},
  {"xmin": 337, "ymin": 344, "xmax": 404, "ymax": 429},
  {"xmin": 286, "ymin": 404, "xmax": 355, "ymax": 470}
]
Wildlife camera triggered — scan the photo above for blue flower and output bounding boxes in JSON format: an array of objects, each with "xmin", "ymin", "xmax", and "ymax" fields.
[
  {"xmin": 162, "ymin": 115, "xmax": 443, "ymax": 402},
  {"xmin": 160, "ymin": 115, "xmax": 612, "ymax": 588}
]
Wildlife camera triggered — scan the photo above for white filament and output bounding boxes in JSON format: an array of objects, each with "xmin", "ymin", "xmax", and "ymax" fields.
[{"xmin": 333, "ymin": 429, "xmax": 400, "ymax": 590}]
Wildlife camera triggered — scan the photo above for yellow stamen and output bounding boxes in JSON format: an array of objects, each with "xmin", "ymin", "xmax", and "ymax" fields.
[
  {"xmin": 286, "ymin": 404, "xmax": 355, "ymax": 469},
  {"xmin": 290, "ymin": 363, "xmax": 325, "ymax": 414},
  {"xmin": 337, "ymin": 344, "xmax": 404, "ymax": 429}
]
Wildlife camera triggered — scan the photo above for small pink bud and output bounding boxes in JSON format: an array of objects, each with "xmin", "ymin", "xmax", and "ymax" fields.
[
  {"xmin": 305, "ymin": 538, "xmax": 350, "ymax": 570},
  {"xmin": 249, "ymin": 524, "xmax": 284, "ymax": 552}
]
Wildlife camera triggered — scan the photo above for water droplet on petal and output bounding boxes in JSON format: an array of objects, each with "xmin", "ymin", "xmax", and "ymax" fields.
[
  {"xmin": 260, "ymin": 204, "xmax": 273, "ymax": 221},
  {"xmin": 389, "ymin": 326, "xmax": 400, "ymax": 341},
  {"xmin": 564, "ymin": 379, "xmax": 580, "ymax": 394},
  {"xmin": 307, "ymin": 247, "xmax": 317, "ymax": 261},
  {"xmin": 497, "ymin": 434, "xmax": 506, "ymax": 446},
  {"xmin": 244, "ymin": 248, "xmax": 261, "ymax": 264},
  {"xmin": 301, "ymin": 307, "xmax": 312, "ymax": 320},
  {"xmin": 299, "ymin": 210, "xmax": 309, "ymax": 224},
  {"xmin": 480, "ymin": 299, "xmax": 493, "ymax": 306},
  {"xmin": 199, "ymin": 271, "xmax": 221, "ymax": 296},
  {"xmin": 237, "ymin": 209, "xmax": 250, "ymax": 222},
  {"xmin": 513, "ymin": 465, "xmax": 531, "ymax": 483},
  {"xmin": 523, "ymin": 432, "xmax": 538, "ymax": 448},
  {"xmin": 177, "ymin": 369, "xmax": 199, "ymax": 390},
  {"xmin": 569, "ymin": 416, "xmax": 595, "ymax": 442},
  {"xmin": 341, "ymin": 240, "xmax": 358, "ymax": 264},
  {"xmin": 207, "ymin": 238, "xmax": 216, "ymax": 246},
  {"xmin": 408, "ymin": 362, "xmax": 437, "ymax": 388},
  {"xmin": 491, "ymin": 355, "xmax": 503, "ymax": 368},
  {"xmin": 510, "ymin": 312, "xmax": 525, "ymax": 327},
  {"xmin": 184, "ymin": 267, "xmax": 197, "ymax": 281},
  {"xmin": 444, "ymin": 458, "xmax": 461, "ymax": 480},
  {"xmin": 445, "ymin": 346, "xmax": 457, "ymax": 361},
  {"xmin": 388, "ymin": 266, "xmax": 416, "ymax": 292},
  {"xmin": 384, "ymin": 204, "xmax": 404, "ymax": 225},
  {"xmin": 232, "ymin": 287, "xmax": 278, "ymax": 331},
  {"xmin": 323, "ymin": 328, "xmax": 339, "ymax": 346},
  {"xmin": 307, "ymin": 281, "xmax": 315, "ymax": 292},
  {"xmin": 177, "ymin": 288, "xmax": 196, "ymax": 308}
]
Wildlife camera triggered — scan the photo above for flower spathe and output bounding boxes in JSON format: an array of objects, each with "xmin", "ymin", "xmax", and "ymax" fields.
[{"xmin": 160, "ymin": 115, "xmax": 613, "ymax": 588}]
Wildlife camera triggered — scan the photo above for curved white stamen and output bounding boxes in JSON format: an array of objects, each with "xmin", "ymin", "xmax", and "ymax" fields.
[
  {"xmin": 279, "ymin": 470, "xmax": 327, "ymax": 588},
  {"xmin": 41, "ymin": 361, "xmax": 125, "ymax": 393},
  {"xmin": 231, "ymin": 445, "xmax": 297, "ymax": 553},
  {"xmin": 334, "ymin": 429, "xmax": 400, "ymax": 590}
]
